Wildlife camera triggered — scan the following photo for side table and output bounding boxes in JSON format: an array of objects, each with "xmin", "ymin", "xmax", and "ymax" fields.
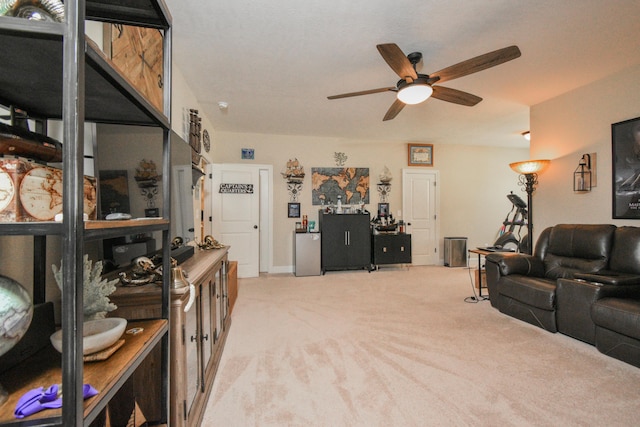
[{"xmin": 468, "ymin": 248, "xmax": 490, "ymax": 297}]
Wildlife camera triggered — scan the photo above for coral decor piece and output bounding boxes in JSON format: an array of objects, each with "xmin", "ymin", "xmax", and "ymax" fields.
[
  {"xmin": 52, "ymin": 255, "xmax": 118, "ymax": 321},
  {"xmin": 334, "ymin": 152, "xmax": 348, "ymax": 167}
]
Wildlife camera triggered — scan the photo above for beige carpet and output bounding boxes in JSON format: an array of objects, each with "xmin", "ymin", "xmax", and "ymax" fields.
[{"xmin": 202, "ymin": 266, "xmax": 640, "ymax": 426}]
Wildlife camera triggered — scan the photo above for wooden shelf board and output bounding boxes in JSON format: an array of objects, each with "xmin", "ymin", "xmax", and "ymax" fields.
[
  {"xmin": 84, "ymin": 218, "xmax": 168, "ymax": 229},
  {"xmin": 0, "ymin": 319, "xmax": 167, "ymax": 425}
]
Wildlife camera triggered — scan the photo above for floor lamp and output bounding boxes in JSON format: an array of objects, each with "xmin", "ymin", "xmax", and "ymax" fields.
[{"xmin": 509, "ymin": 159, "xmax": 550, "ymax": 254}]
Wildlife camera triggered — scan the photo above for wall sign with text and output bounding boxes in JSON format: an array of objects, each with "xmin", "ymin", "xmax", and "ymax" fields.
[{"xmin": 219, "ymin": 183, "xmax": 254, "ymax": 194}]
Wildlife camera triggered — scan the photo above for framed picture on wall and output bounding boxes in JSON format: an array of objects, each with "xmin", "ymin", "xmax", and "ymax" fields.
[
  {"xmin": 408, "ymin": 143, "xmax": 434, "ymax": 166},
  {"xmin": 288, "ymin": 202, "xmax": 301, "ymax": 218},
  {"xmin": 241, "ymin": 148, "xmax": 255, "ymax": 160},
  {"xmin": 612, "ymin": 116, "xmax": 640, "ymax": 219},
  {"xmin": 378, "ymin": 202, "xmax": 389, "ymax": 218}
]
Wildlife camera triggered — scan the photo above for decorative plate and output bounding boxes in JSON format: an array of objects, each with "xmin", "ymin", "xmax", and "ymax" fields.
[{"xmin": 203, "ymin": 129, "xmax": 210, "ymax": 152}]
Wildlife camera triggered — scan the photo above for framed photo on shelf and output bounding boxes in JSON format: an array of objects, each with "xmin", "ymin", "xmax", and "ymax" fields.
[
  {"xmin": 408, "ymin": 143, "xmax": 434, "ymax": 166},
  {"xmin": 288, "ymin": 202, "xmax": 301, "ymax": 218},
  {"xmin": 612, "ymin": 116, "xmax": 640, "ymax": 219},
  {"xmin": 378, "ymin": 202, "xmax": 389, "ymax": 218}
]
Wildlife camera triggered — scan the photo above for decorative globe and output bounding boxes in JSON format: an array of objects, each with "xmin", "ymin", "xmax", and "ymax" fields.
[{"xmin": 0, "ymin": 275, "xmax": 33, "ymax": 357}]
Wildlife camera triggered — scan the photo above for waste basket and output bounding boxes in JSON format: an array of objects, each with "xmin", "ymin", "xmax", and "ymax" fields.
[{"xmin": 444, "ymin": 237, "xmax": 467, "ymax": 267}]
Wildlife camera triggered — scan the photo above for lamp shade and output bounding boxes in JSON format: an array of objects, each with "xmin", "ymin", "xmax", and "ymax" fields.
[
  {"xmin": 397, "ymin": 81, "xmax": 433, "ymax": 105},
  {"xmin": 509, "ymin": 159, "xmax": 550, "ymax": 175}
]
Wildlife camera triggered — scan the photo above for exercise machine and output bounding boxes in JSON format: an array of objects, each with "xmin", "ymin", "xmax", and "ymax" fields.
[{"xmin": 493, "ymin": 192, "xmax": 529, "ymax": 252}]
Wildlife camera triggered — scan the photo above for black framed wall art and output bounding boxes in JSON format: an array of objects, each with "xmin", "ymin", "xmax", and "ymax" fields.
[
  {"xmin": 288, "ymin": 202, "xmax": 301, "ymax": 218},
  {"xmin": 612, "ymin": 116, "xmax": 640, "ymax": 219}
]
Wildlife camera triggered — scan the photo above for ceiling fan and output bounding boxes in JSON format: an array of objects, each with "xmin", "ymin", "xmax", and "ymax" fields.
[{"xmin": 327, "ymin": 43, "xmax": 521, "ymax": 121}]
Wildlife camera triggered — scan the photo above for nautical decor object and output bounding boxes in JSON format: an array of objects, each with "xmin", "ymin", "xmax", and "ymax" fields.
[
  {"xmin": 0, "ymin": 0, "xmax": 65, "ymax": 22},
  {"xmin": 0, "ymin": 274, "xmax": 33, "ymax": 404},
  {"xmin": 282, "ymin": 158, "xmax": 305, "ymax": 201},
  {"xmin": 52, "ymin": 255, "xmax": 118, "ymax": 320},
  {"xmin": 135, "ymin": 159, "xmax": 160, "ymax": 211},
  {"xmin": 0, "ymin": 275, "xmax": 33, "ymax": 357},
  {"xmin": 281, "ymin": 158, "xmax": 305, "ymax": 183},
  {"xmin": 379, "ymin": 166, "xmax": 392, "ymax": 183}
]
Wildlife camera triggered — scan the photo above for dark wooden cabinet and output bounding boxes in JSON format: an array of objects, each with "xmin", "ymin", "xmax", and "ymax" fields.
[
  {"xmin": 319, "ymin": 212, "xmax": 371, "ymax": 273},
  {"xmin": 372, "ymin": 233, "xmax": 412, "ymax": 268}
]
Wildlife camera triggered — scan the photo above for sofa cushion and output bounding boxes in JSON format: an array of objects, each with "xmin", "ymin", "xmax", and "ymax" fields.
[
  {"xmin": 543, "ymin": 224, "xmax": 615, "ymax": 279},
  {"xmin": 591, "ymin": 298, "xmax": 640, "ymax": 341},
  {"xmin": 499, "ymin": 275, "xmax": 556, "ymax": 310},
  {"xmin": 610, "ymin": 226, "xmax": 640, "ymax": 274}
]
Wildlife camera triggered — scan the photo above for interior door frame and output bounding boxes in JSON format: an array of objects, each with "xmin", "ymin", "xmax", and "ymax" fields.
[
  {"xmin": 208, "ymin": 163, "xmax": 274, "ymax": 275},
  {"xmin": 259, "ymin": 167, "xmax": 273, "ymax": 273},
  {"xmin": 402, "ymin": 168, "xmax": 440, "ymax": 265}
]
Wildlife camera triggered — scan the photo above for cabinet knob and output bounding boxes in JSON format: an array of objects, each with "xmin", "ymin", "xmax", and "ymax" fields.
[
  {"xmin": 202, "ymin": 334, "xmax": 209, "ymax": 342},
  {"xmin": 383, "ymin": 247, "xmax": 387, "ymax": 252},
  {"xmin": 401, "ymin": 246, "xmax": 405, "ymax": 251},
  {"xmin": 190, "ymin": 335, "xmax": 198, "ymax": 342}
]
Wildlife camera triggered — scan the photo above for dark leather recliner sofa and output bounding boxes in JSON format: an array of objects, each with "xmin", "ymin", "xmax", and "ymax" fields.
[{"xmin": 485, "ymin": 224, "xmax": 640, "ymax": 368}]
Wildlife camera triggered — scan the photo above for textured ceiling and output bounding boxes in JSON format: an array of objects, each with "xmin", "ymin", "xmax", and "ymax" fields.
[{"xmin": 164, "ymin": 0, "xmax": 640, "ymax": 148}]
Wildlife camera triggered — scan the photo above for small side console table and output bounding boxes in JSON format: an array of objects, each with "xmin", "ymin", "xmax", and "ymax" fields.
[
  {"xmin": 468, "ymin": 248, "xmax": 490, "ymax": 297},
  {"xmin": 371, "ymin": 233, "xmax": 412, "ymax": 269}
]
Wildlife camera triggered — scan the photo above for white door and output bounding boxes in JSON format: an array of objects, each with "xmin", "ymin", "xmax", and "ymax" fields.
[
  {"xmin": 208, "ymin": 164, "xmax": 260, "ymax": 278},
  {"xmin": 402, "ymin": 169, "xmax": 439, "ymax": 265}
]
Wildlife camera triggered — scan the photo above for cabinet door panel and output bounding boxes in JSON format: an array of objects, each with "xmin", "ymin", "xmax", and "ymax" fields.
[
  {"xmin": 345, "ymin": 215, "xmax": 371, "ymax": 267},
  {"xmin": 321, "ymin": 215, "xmax": 348, "ymax": 269},
  {"xmin": 214, "ymin": 272, "xmax": 223, "ymax": 342},
  {"xmin": 200, "ymin": 280, "xmax": 212, "ymax": 390},
  {"xmin": 185, "ymin": 300, "xmax": 199, "ymax": 415}
]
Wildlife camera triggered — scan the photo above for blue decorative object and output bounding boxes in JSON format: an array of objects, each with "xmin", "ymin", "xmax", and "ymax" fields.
[{"xmin": 241, "ymin": 148, "xmax": 254, "ymax": 160}]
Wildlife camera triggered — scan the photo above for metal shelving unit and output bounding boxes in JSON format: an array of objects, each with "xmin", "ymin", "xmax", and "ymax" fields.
[{"xmin": 0, "ymin": 1, "xmax": 172, "ymax": 425}]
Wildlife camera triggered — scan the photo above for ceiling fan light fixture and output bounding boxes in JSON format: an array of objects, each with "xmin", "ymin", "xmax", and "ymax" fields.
[{"xmin": 397, "ymin": 79, "xmax": 433, "ymax": 105}]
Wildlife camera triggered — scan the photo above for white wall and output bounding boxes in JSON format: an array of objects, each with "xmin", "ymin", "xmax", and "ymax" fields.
[
  {"xmin": 531, "ymin": 63, "xmax": 640, "ymax": 237},
  {"xmin": 211, "ymin": 131, "xmax": 528, "ymax": 269}
]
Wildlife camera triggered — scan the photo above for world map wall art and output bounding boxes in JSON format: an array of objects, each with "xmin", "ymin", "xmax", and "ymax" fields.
[{"xmin": 311, "ymin": 167, "xmax": 369, "ymax": 205}]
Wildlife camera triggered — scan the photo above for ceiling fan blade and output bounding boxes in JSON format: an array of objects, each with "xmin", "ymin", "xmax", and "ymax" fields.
[
  {"xmin": 431, "ymin": 86, "xmax": 482, "ymax": 106},
  {"xmin": 327, "ymin": 87, "xmax": 396, "ymax": 100},
  {"xmin": 429, "ymin": 45, "xmax": 521, "ymax": 84},
  {"xmin": 377, "ymin": 43, "xmax": 418, "ymax": 81},
  {"xmin": 383, "ymin": 99, "xmax": 406, "ymax": 121}
]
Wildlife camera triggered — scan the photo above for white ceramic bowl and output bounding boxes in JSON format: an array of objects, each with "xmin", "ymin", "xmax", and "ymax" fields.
[{"xmin": 50, "ymin": 317, "xmax": 127, "ymax": 355}]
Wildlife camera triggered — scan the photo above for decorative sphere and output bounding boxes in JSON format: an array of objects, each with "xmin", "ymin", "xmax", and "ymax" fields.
[{"xmin": 0, "ymin": 275, "xmax": 33, "ymax": 357}]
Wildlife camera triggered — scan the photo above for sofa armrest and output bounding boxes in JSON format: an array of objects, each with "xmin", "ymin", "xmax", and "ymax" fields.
[
  {"xmin": 574, "ymin": 271, "xmax": 640, "ymax": 286},
  {"xmin": 485, "ymin": 253, "xmax": 545, "ymax": 277}
]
